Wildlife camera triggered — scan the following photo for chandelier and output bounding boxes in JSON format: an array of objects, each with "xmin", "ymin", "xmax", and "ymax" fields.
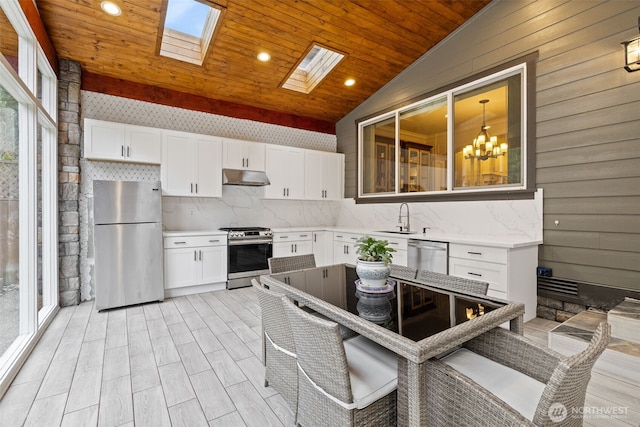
[{"xmin": 463, "ymin": 99, "xmax": 507, "ymax": 161}]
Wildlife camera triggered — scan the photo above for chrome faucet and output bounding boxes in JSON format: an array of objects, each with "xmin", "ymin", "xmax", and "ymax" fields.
[{"xmin": 398, "ymin": 202, "xmax": 410, "ymax": 232}]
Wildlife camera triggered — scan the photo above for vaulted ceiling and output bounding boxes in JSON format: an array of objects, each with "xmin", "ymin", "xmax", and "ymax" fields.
[{"xmin": 36, "ymin": 0, "xmax": 490, "ymax": 124}]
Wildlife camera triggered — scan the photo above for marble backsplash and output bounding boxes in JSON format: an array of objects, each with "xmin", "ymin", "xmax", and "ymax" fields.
[{"xmin": 164, "ymin": 188, "xmax": 543, "ymax": 240}]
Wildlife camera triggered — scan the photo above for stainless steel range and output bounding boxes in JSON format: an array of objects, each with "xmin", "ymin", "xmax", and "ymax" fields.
[{"xmin": 220, "ymin": 227, "xmax": 273, "ymax": 289}]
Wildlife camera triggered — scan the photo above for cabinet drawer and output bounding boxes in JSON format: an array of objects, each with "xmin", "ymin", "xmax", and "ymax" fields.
[
  {"xmin": 449, "ymin": 243, "xmax": 507, "ymax": 264},
  {"xmin": 164, "ymin": 235, "xmax": 226, "ymax": 248},
  {"xmin": 449, "ymin": 258, "xmax": 508, "ymax": 293},
  {"xmin": 273, "ymin": 232, "xmax": 312, "ymax": 242},
  {"xmin": 370, "ymin": 234, "xmax": 408, "ymax": 251},
  {"xmin": 333, "ymin": 232, "xmax": 362, "ymax": 243}
]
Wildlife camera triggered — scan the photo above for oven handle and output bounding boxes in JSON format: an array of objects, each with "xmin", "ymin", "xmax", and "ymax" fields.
[{"xmin": 228, "ymin": 239, "xmax": 273, "ymax": 246}]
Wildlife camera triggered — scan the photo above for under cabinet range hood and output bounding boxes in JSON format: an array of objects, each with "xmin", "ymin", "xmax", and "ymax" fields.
[{"xmin": 222, "ymin": 169, "xmax": 270, "ymax": 186}]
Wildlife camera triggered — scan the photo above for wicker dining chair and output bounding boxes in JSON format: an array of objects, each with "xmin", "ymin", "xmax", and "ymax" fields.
[
  {"xmin": 252, "ymin": 280, "xmax": 298, "ymax": 420},
  {"xmin": 389, "ymin": 264, "xmax": 417, "ymax": 281},
  {"xmin": 423, "ymin": 322, "xmax": 611, "ymax": 426},
  {"xmin": 416, "ymin": 269, "xmax": 489, "ymax": 295},
  {"xmin": 282, "ymin": 295, "xmax": 398, "ymax": 427},
  {"xmin": 268, "ymin": 254, "xmax": 316, "ymax": 274}
]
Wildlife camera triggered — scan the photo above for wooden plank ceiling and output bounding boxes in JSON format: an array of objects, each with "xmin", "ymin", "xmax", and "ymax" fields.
[{"xmin": 36, "ymin": 0, "xmax": 490, "ymax": 124}]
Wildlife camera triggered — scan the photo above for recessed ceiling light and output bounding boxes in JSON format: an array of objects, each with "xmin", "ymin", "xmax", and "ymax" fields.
[
  {"xmin": 344, "ymin": 78, "xmax": 356, "ymax": 87},
  {"xmin": 101, "ymin": 1, "xmax": 122, "ymax": 16},
  {"xmin": 257, "ymin": 52, "xmax": 271, "ymax": 62}
]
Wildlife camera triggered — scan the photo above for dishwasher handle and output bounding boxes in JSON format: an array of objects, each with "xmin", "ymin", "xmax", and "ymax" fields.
[{"xmin": 408, "ymin": 240, "xmax": 448, "ymax": 251}]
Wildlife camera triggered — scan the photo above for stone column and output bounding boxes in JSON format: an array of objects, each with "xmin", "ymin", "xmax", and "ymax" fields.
[{"xmin": 58, "ymin": 59, "xmax": 81, "ymax": 307}]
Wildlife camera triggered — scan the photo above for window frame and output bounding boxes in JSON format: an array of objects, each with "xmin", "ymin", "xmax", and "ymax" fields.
[
  {"xmin": 0, "ymin": 1, "xmax": 58, "ymax": 397},
  {"xmin": 356, "ymin": 53, "xmax": 537, "ymax": 203}
]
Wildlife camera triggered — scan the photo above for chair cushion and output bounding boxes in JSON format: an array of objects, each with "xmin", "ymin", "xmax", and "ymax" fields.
[
  {"xmin": 343, "ymin": 336, "xmax": 398, "ymax": 409},
  {"xmin": 441, "ymin": 348, "xmax": 545, "ymax": 421}
]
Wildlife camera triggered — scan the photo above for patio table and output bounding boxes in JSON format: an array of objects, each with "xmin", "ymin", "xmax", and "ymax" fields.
[{"xmin": 261, "ymin": 263, "xmax": 524, "ymax": 426}]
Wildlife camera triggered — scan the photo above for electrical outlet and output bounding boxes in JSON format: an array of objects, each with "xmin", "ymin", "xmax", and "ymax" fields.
[{"xmin": 537, "ymin": 267, "xmax": 552, "ymax": 277}]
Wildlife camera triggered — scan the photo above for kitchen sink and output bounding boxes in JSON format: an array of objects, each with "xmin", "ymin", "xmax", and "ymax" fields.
[{"xmin": 375, "ymin": 230, "xmax": 415, "ymax": 235}]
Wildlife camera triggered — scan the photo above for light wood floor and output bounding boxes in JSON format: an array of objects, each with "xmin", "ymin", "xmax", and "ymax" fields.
[{"xmin": 0, "ymin": 287, "xmax": 638, "ymax": 426}]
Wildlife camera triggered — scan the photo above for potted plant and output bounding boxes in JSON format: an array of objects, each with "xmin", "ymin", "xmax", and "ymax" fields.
[{"xmin": 354, "ymin": 236, "xmax": 395, "ymax": 288}]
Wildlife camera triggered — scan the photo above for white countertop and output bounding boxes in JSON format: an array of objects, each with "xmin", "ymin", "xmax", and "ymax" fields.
[
  {"xmin": 270, "ymin": 227, "xmax": 541, "ymax": 248},
  {"xmin": 163, "ymin": 230, "xmax": 228, "ymax": 237}
]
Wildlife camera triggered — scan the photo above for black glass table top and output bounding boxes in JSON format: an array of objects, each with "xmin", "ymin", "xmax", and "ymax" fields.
[{"xmin": 269, "ymin": 264, "xmax": 503, "ymax": 342}]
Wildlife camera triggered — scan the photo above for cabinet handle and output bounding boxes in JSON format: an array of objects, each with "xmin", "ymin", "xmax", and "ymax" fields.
[
  {"xmin": 336, "ymin": 235, "xmax": 343, "ymax": 238},
  {"xmin": 283, "ymin": 188, "xmax": 286, "ymax": 196},
  {"xmin": 208, "ymin": 239, "xmax": 219, "ymax": 243},
  {"xmin": 291, "ymin": 244, "xmax": 294, "ymax": 253},
  {"xmin": 121, "ymin": 145, "xmax": 124, "ymax": 157},
  {"xmin": 246, "ymin": 158, "xmax": 249, "ymax": 168},
  {"xmin": 314, "ymin": 234, "xmax": 316, "ymax": 242},
  {"xmin": 468, "ymin": 272, "xmax": 482, "ymax": 277},
  {"xmin": 195, "ymin": 183, "xmax": 198, "ymax": 193},
  {"xmin": 194, "ymin": 250, "xmax": 197, "ymax": 261},
  {"xmin": 280, "ymin": 235, "xmax": 289, "ymax": 239},
  {"xmin": 294, "ymin": 243, "xmax": 297, "ymax": 252},
  {"xmin": 191, "ymin": 183, "xmax": 194, "ymax": 193},
  {"xmin": 126, "ymin": 146, "xmax": 130, "ymax": 157},
  {"xmin": 286, "ymin": 188, "xmax": 289, "ymax": 196},
  {"xmin": 300, "ymin": 234, "xmax": 308, "ymax": 238},
  {"xmin": 173, "ymin": 241, "xmax": 187, "ymax": 245},
  {"xmin": 467, "ymin": 251, "xmax": 483, "ymax": 256},
  {"xmin": 199, "ymin": 250, "xmax": 202, "ymax": 261}
]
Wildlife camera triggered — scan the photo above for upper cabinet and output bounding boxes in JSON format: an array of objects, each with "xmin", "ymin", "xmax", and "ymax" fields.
[
  {"xmin": 84, "ymin": 118, "xmax": 162, "ymax": 164},
  {"xmin": 264, "ymin": 145, "xmax": 305, "ymax": 199},
  {"xmin": 162, "ymin": 130, "xmax": 222, "ymax": 197},
  {"xmin": 305, "ymin": 151, "xmax": 344, "ymax": 200},
  {"xmin": 222, "ymin": 138, "xmax": 265, "ymax": 171}
]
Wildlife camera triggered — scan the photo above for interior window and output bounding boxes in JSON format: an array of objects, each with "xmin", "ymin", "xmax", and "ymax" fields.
[{"xmin": 453, "ymin": 75, "xmax": 522, "ymax": 189}]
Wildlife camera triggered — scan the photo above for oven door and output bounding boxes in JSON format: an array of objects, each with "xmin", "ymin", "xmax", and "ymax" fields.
[{"xmin": 227, "ymin": 239, "xmax": 273, "ymax": 287}]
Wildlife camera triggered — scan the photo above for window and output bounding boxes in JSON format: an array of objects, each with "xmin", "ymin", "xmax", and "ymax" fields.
[
  {"xmin": 282, "ymin": 44, "xmax": 345, "ymax": 94},
  {"xmin": 0, "ymin": 2, "xmax": 57, "ymax": 394},
  {"xmin": 159, "ymin": 0, "xmax": 222, "ymax": 66},
  {"xmin": 358, "ymin": 62, "xmax": 531, "ymax": 201}
]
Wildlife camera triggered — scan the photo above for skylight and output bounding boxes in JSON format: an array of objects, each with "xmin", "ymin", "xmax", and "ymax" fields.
[
  {"xmin": 160, "ymin": 0, "xmax": 221, "ymax": 66},
  {"xmin": 282, "ymin": 44, "xmax": 345, "ymax": 94}
]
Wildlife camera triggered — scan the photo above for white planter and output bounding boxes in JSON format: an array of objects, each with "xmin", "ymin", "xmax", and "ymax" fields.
[{"xmin": 355, "ymin": 260, "xmax": 390, "ymax": 288}]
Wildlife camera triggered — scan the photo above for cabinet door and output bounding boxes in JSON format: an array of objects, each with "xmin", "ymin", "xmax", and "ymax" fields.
[
  {"xmin": 293, "ymin": 240, "xmax": 313, "ymax": 255},
  {"xmin": 84, "ymin": 119, "xmax": 125, "ymax": 161},
  {"xmin": 312, "ymin": 231, "xmax": 333, "ymax": 266},
  {"xmin": 323, "ymin": 153, "xmax": 344, "ymax": 200},
  {"xmin": 223, "ymin": 138, "xmax": 247, "ymax": 169},
  {"xmin": 304, "ymin": 151, "xmax": 324, "ymax": 200},
  {"xmin": 164, "ymin": 248, "xmax": 198, "ymax": 289},
  {"xmin": 194, "ymin": 136, "xmax": 222, "ymax": 198},
  {"xmin": 333, "ymin": 241, "xmax": 357, "ymax": 264},
  {"xmin": 245, "ymin": 140, "xmax": 266, "ymax": 171},
  {"xmin": 199, "ymin": 245, "xmax": 227, "ymax": 285},
  {"xmin": 162, "ymin": 132, "xmax": 195, "ymax": 196},
  {"xmin": 264, "ymin": 146, "xmax": 304, "ymax": 199},
  {"xmin": 273, "ymin": 241, "xmax": 294, "ymax": 257},
  {"xmin": 126, "ymin": 125, "xmax": 162, "ymax": 164}
]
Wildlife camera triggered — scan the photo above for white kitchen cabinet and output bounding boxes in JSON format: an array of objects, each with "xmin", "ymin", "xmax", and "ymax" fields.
[
  {"xmin": 222, "ymin": 138, "xmax": 266, "ymax": 171},
  {"xmin": 312, "ymin": 230, "xmax": 333, "ymax": 266},
  {"xmin": 333, "ymin": 232, "xmax": 362, "ymax": 265},
  {"xmin": 162, "ymin": 130, "xmax": 222, "ymax": 197},
  {"xmin": 448, "ymin": 243, "xmax": 538, "ymax": 322},
  {"xmin": 273, "ymin": 231, "xmax": 313, "ymax": 257},
  {"xmin": 304, "ymin": 151, "xmax": 344, "ymax": 200},
  {"xmin": 264, "ymin": 145, "xmax": 305, "ymax": 199},
  {"xmin": 164, "ymin": 234, "xmax": 227, "ymax": 291},
  {"xmin": 84, "ymin": 118, "xmax": 162, "ymax": 164},
  {"xmin": 370, "ymin": 233, "xmax": 408, "ymax": 266}
]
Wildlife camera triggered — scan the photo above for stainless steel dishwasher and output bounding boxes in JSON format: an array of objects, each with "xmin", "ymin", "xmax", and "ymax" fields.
[{"xmin": 407, "ymin": 239, "xmax": 448, "ymax": 274}]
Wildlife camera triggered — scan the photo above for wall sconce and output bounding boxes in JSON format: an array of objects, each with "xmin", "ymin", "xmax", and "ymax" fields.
[{"xmin": 621, "ymin": 17, "xmax": 640, "ymax": 72}]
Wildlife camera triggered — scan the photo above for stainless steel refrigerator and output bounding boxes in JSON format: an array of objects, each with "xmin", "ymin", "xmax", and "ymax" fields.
[{"xmin": 93, "ymin": 180, "xmax": 164, "ymax": 310}]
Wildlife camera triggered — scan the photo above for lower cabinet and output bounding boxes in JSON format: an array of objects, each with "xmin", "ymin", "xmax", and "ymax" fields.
[
  {"xmin": 272, "ymin": 232, "xmax": 313, "ymax": 257},
  {"xmin": 164, "ymin": 235, "xmax": 227, "ymax": 292},
  {"xmin": 333, "ymin": 232, "xmax": 362, "ymax": 265},
  {"xmin": 448, "ymin": 243, "xmax": 537, "ymax": 322},
  {"xmin": 312, "ymin": 230, "xmax": 333, "ymax": 266},
  {"xmin": 370, "ymin": 234, "xmax": 408, "ymax": 266}
]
